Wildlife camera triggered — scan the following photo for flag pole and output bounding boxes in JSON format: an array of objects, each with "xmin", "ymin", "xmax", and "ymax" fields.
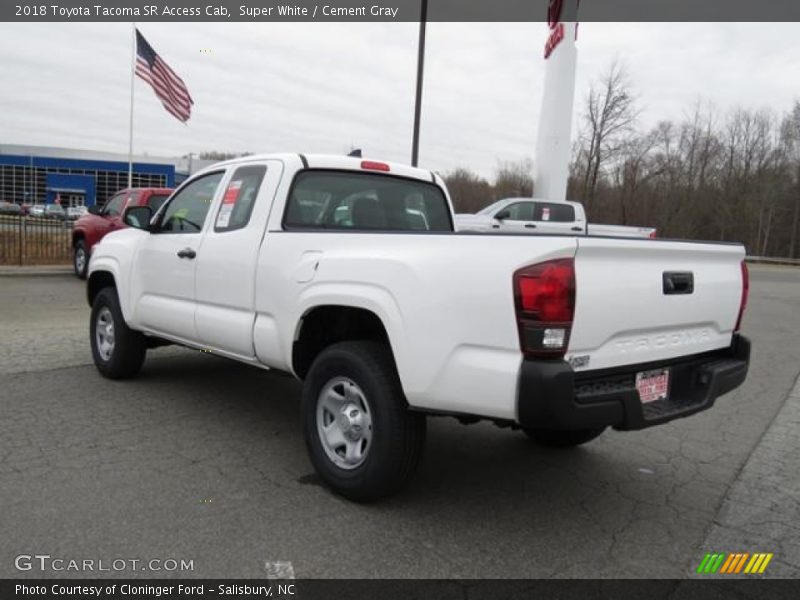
[{"xmin": 128, "ymin": 22, "xmax": 136, "ymax": 189}]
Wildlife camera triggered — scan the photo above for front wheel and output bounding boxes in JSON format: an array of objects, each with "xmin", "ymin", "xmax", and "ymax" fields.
[
  {"xmin": 523, "ymin": 426, "xmax": 606, "ymax": 448},
  {"xmin": 303, "ymin": 341, "xmax": 426, "ymax": 502},
  {"xmin": 73, "ymin": 240, "xmax": 88, "ymax": 279},
  {"xmin": 90, "ymin": 287, "xmax": 146, "ymax": 379}
]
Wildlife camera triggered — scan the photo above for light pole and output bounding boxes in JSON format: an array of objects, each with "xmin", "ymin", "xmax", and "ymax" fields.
[{"xmin": 411, "ymin": 0, "xmax": 428, "ymax": 167}]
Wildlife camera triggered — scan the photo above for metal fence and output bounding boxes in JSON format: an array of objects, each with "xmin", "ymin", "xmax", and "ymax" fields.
[
  {"xmin": 1, "ymin": 214, "xmax": 798, "ymax": 269},
  {"xmin": 0, "ymin": 215, "xmax": 72, "ymax": 266}
]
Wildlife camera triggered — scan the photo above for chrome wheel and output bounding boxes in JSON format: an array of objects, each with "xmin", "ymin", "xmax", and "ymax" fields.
[
  {"xmin": 316, "ymin": 377, "xmax": 373, "ymax": 470},
  {"xmin": 75, "ymin": 247, "xmax": 86, "ymax": 273},
  {"xmin": 95, "ymin": 306, "xmax": 115, "ymax": 361}
]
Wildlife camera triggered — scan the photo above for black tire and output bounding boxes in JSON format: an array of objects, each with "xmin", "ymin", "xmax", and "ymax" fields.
[
  {"xmin": 523, "ymin": 426, "xmax": 606, "ymax": 448},
  {"xmin": 73, "ymin": 239, "xmax": 88, "ymax": 279},
  {"xmin": 303, "ymin": 341, "xmax": 426, "ymax": 502},
  {"xmin": 90, "ymin": 287, "xmax": 146, "ymax": 379}
]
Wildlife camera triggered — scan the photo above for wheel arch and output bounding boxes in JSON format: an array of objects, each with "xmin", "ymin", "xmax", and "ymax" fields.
[
  {"xmin": 87, "ymin": 270, "xmax": 117, "ymax": 307},
  {"xmin": 292, "ymin": 305, "xmax": 397, "ymax": 381}
]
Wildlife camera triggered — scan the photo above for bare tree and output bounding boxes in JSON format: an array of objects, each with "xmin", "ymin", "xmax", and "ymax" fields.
[
  {"xmin": 442, "ymin": 161, "xmax": 535, "ymax": 214},
  {"xmin": 610, "ymin": 128, "xmax": 660, "ymax": 225},
  {"xmin": 781, "ymin": 102, "xmax": 800, "ymax": 258},
  {"xmin": 576, "ymin": 60, "xmax": 639, "ymax": 209},
  {"xmin": 442, "ymin": 168, "xmax": 493, "ymax": 214},
  {"xmin": 493, "ymin": 159, "xmax": 534, "ymax": 199}
]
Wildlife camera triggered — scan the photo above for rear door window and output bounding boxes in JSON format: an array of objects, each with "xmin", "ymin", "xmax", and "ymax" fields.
[
  {"xmin": 284, "ymin": 170, "xmax": 452, "ymax": 232},
  {"xmin": 533, "ymin": 202, "xmax": 575, "ymax": 222},
  {"xmin": 214, "ymin": 165, "xmax": 267, "ymax": 232}
]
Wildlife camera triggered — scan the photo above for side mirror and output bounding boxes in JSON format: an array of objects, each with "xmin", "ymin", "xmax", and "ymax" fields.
[
  {"xmin": 122, "ymin": 206, "xmax": 153, "ymax": 231},
  {"xmin": 87, "ymin": 205, "xmax": 102, "ymax": 216},
  {"xmin": 495, "ymin": 209, "xmax": 510, "ymax": 221}
]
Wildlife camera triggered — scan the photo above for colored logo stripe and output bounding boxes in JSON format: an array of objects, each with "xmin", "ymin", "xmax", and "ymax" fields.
[
  {"xmin": 697, "ymin": 552, "xmax": 773, "ymax": 574},
  {"xmin": 719, "ymin": 553, "xmax": 736, "ymax": 573},
  {"xmin": 728, "ymin": 553, "xmax": 747, "ymax": 573},
  {"xmin": 744, "ymin": 553, "xmax": 774, "ymax": 574},
  {"xmin": 696, "ymin": 553, "xmax": 712, "ymax": 573},
  {"xmin": 696, "ymin": 553, "xmax": 726, "ymax": 573}
]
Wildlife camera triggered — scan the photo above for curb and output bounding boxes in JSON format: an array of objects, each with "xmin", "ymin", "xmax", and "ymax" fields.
[{"xmin": 0, "ymin": 266, "xmax": 73, "ymax": 277}]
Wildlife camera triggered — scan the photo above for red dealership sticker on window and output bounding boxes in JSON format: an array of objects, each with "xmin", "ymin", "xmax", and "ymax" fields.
[
  {"xmin": 216, "ymin": 180, "xmax": 242, "ymax": 228},
  {"xmin": 223, "ymin": 180, "xmax": 242, "ymax": 204}
]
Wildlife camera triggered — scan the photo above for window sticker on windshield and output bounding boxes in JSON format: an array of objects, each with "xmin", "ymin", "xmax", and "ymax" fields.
[
  {"xmin": 216, "ymin": 180, "xmax": 242, "ymax": 228},
  {"xmin": 542, "ymin": 207, "xmax": 551, "ymax": 221}
]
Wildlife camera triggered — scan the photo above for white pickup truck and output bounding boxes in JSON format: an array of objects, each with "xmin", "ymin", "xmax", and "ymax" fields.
[
  {"xmin": 455, "ymin": 197, "xmax": 657, "ymax": 238},
  {"xmin": 87, "ymin": 154, "xmax": 750, "ymax": 501}
]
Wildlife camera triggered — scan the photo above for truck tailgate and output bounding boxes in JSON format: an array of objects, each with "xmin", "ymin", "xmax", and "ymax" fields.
[{"xmin": 567, "ymin": 238, "xmax": 745, "ymax": 372}]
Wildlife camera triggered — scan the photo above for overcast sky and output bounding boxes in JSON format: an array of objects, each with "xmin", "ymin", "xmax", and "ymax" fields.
[{"xmin": 1, "ymin": 22, "xmax": 799, "ymax": 178}]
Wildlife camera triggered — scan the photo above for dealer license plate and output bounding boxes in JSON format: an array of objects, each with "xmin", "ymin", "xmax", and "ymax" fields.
[{"xmin": 635, "ymin": 368, "xmax": 670, "ymax": 404}]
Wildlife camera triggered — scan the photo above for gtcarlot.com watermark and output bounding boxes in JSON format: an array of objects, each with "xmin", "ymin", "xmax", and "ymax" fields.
[{"xmin": 15, "ymin": 554, "xmax": 194, "ymax": 573}]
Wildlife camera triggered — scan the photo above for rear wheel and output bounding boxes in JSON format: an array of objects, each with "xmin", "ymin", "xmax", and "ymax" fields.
[
  {"xmin": 303, "ymin": 341, "xmax": 426, "ymax": 501},
  {"xmin": 90, "ymin": 287, "xmax": 146, "ymax": 379},
  {"xmin": 73, "ymin": 240, "xmax": 88, "ymax": 279},
  {"xmin": 523, "ymin": 427, "xmax": 606, "ymax": 448}
]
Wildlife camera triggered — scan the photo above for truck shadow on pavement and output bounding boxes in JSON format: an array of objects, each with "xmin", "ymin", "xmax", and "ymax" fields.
[{"xmin": 133, "ymin": 349, "xmax": 667, "ymax": 519}]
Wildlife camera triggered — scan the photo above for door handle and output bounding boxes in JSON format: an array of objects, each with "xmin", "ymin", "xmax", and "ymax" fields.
[
  {"xmin": 177, "ymin": 248, "xmax": 196, "ymax": 259},
  {"xmin": 525, "ymin": 223, "xmax": 537, "ymax": 229},
  {"xmin": 663, "ymin": 271, "xmax": 694, "ymax": 295},
  {"xmin": 571, "ymin": 226, "xmax": 583, "ymax": 232},
  {"xmin": 492, "ymin": 224, "xmax": 500, "ymax": 229}
]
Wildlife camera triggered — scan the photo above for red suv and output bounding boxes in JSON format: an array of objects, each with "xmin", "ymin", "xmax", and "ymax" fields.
[{"xmin": 72, "ymin": 187, "xmax": 173, "ymax": 278}]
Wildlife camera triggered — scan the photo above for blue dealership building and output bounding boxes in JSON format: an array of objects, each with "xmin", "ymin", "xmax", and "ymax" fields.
[{"xmin": 0, "ymin": 144, "xmax": 205, "ymax": 208}]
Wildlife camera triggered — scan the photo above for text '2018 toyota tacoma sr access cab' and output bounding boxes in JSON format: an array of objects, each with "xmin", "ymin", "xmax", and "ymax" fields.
[{"xmin": 86, "ymin": 154, "xmax": 750, "ymax": 500}]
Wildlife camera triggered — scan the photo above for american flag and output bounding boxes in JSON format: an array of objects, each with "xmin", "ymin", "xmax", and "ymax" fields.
[{"xmin": 135, "ymin": 29, "xmax": 193, "ymax": 123}]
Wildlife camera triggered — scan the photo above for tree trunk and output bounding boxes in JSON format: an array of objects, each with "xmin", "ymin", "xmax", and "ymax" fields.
[
  {"xmin": 761, "ymin": 205, "xmax": 773, "ymax": 256},
  {"xmin": 790, "ymin": 193, "xmax": 800, "ymax": 258}
]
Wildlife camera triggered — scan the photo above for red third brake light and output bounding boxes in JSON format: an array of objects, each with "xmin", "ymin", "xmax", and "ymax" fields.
[
  {"xmin": 735, "ymin": 260, "xmax": 749, "ymax": 332},
  {"xmin": 361, "ymin": 160, "xmax": 390, "ymax": 172},
  {"xmin": 513, "ymin": 258, "xmax": 576, "ymax": 358}
]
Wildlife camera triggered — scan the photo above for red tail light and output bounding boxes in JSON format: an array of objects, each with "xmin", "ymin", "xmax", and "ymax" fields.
[
  {"xmin": 735, "ymin": 260, "xmax": 749, "ymax": 332},
  {"xmin": 649, "ymin": 230, "xmax": 658, "ymax": 239},
  {"xmin": 361, "ymin": 160, "xmax": 390, "ymax": 172},
  {"xmin": 513, "ymin": 258, "xmax": 575, "ymax": 358}
]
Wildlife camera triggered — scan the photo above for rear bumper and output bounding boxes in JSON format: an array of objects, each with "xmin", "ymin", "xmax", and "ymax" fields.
[{"xmin": 517, "ymin": 335, "xmax": 750, "ymax": 431}]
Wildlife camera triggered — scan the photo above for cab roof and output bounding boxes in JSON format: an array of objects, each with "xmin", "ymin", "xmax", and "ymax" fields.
[{"xmin": 196, "ymin": 153, "xmax": 439, "ymax": 184}]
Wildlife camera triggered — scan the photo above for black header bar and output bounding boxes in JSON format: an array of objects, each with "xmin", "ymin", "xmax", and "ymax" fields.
[
  {"xmin": 5, "ymin": 0, "xmax": 800, "ymax": 22},
  {"xmin": 3, "ymin": 579, "xmax": 800, "ymax": 600}
]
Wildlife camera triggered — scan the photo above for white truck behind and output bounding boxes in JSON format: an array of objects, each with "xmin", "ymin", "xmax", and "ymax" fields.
[
  {"xmin": 87, "ymin": 154, "xmax": 750, "ymax": 500},
  {"xmin": 455, "ymin": 198, "xmax": 657, "ymax": 238}
]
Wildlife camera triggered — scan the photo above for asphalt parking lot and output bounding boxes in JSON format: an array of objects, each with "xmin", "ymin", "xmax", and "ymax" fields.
[{"xmin": 1, "ymin": 266, "xmax": 799, "ymax": 579}]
